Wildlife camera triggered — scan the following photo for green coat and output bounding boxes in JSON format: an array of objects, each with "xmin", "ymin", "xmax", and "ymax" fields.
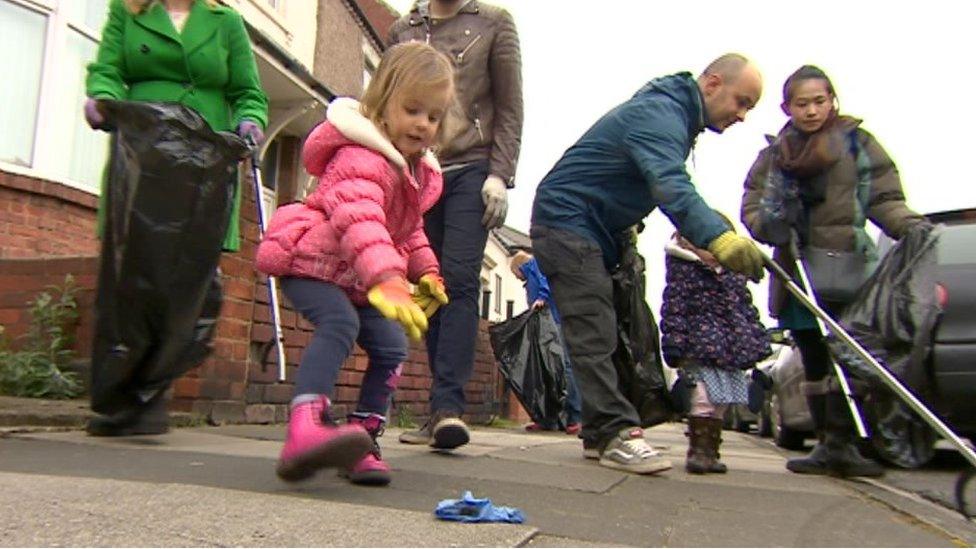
[{"xmin": 87, "ymin": 0, "xmax": 269, "ymax": 251}]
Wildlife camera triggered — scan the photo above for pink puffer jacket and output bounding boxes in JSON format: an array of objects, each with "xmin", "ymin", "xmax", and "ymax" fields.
[{"xmin": 255, "ymin": 99, "xmax": 442, "ymax": 305}]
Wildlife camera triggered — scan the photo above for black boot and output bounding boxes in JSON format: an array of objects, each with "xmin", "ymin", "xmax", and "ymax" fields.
[
  {"xmin": 822, "ymin": 392, "xmax": 884, "ymax": 478},
  {"xmin": 87, "ymin": 389, "xmax": 170, "ymax": 437},
  {"xmin": 786, "ymin": 393, "xmax": 830, "ymax": 474}
]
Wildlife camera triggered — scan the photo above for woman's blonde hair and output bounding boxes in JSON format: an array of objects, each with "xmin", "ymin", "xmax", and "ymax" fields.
[
  {"xmin": 124, "ymin": 0, "xmax": 219, "ymax": 14},
  {"xmin": 360, "ymin": 42, "xmax": 456, "ymax": 148}
]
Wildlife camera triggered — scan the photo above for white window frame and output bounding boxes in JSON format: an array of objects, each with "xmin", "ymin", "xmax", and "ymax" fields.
[
  {"xmin": 494, "ymin": 274, "xmax": 502, "ymax": 314},
  {"xmin": 0, "ymin": 0, "xmax": 109, "ymax": 195}
]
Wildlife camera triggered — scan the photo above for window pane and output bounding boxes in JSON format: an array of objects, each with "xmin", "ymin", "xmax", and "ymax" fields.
[
  {"xmin": 0, "ymin": 2, "xmax": 46, "ymax": 167},
  {"xmin": 50, "ymin": 30, "xmax": 109, "ymax": 190},
  {"xmin": 62, "ymin": 0, "xmax": 109, "ymax": 33},
  {"xmin": 262, "ymin": 139, "xmax": 280, "ymax": 190}
]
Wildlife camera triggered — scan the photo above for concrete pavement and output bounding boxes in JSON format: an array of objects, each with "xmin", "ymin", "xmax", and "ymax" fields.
[{"xmin": 3, "ymin": 421, "xmax": 976, "ymax": 547}]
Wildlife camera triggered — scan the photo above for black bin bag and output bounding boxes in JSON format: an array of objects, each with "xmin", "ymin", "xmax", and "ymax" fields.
[
  {"xmin": 611, "ymin": 243, "xmax": 673, "ymax": 427},
  {"xmin": 828, "ymin": 223, "xmax": 943, "ymax": 467},
  {"xmin": 90, "ymin": 101, "xmax": 248, "ymax": 415},
  {"xmin": 489, "ymin": 308, "xmax": 567, "ymax": 429}
]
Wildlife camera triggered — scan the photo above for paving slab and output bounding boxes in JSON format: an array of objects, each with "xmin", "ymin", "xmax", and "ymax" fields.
[
  {"xmin": 0, "ymin": 472, "xmax": 534, "ymax": 547},
  {"xmin": 3, "ymin": 423, "xmax": 974, "ymax": 547}
]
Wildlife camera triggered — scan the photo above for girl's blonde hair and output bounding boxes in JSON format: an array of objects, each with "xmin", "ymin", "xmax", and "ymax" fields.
[
  {"xmin": 124, "ymin": 0, "xmax": 219, "ymax": 14},
  {"xmin": 360, "ymin": 42, "xmax": 456, "ymax": 148}
]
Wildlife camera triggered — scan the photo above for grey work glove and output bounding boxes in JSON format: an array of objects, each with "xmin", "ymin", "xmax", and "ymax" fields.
[{"xmin": 481, "ymin": 175, "xmax": 508, "ymax": 229}]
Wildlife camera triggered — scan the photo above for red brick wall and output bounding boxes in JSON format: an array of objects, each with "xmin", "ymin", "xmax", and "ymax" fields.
[
  {"xmin": 315, "ymin": 0, "xmax": 367, "ymax": 98},
  {"xmin": 0, "ymin": 256, "xmax": 98, "ymax": 360},
  {"xmin": 0, "ymin": 172, "xmax": 100, "ymax": 259},
  {"xmin": 353, "ymin": 0, "xmax": 398, "ymax": 46}
]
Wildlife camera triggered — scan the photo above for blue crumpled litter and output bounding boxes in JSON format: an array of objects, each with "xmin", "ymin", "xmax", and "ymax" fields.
[{"xmin": 434, "ymin": 491, "xmax": 526, "ymax": 523}]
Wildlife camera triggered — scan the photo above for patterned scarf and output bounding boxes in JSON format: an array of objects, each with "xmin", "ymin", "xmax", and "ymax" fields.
[{"xmin": 758, "ymin": 112, "xmax": 861, "ymax": 246}]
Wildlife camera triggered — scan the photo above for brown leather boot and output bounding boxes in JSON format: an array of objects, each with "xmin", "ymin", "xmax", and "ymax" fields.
[
  {"xmin": 703, "ymin": 417, "xmax": 727, "ymax": 474},
  {"xmin": 685, "ymin": 416, "xmax": 713, "ymax": 474}
]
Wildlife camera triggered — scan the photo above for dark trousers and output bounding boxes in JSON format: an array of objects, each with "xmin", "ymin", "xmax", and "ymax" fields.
[
  {"xmin": 423, "ymin": 161, "xmax": 490, "ymax": 414},
  {"xmin": 792, "ymin": 301, "xmax": 862, "ymax": 435},
  {"xmin": 792, "ymin": 300, "xmax": 844, "ymax": 382},
  {"xmin": 280, "ymin": 277, "xmax": 406, "ymax": 415},
  {"xmin": 794, "ymin": 329, "xmax": 832, "ymax": 382},
  {"xmin": 531, "ymin": 225, "xmax": 641, "ymax": 445}
]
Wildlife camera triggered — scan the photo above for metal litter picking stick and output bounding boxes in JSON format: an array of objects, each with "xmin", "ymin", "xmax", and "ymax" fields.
[
  {"xmin": 789, "ymin": 253, "xmax": 869, "ymax": 439},
  {"xmin": 246, "ymin": 137, "xmax": 287, "ymax": 381},
  {"xmin": 762, "ymin": 252, "xmax": 976, "ymax": 517}
]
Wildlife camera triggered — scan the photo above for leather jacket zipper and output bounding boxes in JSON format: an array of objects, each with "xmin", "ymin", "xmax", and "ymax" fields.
[
  {"xmin": 474, "ymin": 117, "xmax": 485, "ymax": 143},
  {"xmin": 457, "ymin": 35, "xmax": 482, "ymax": 63}
]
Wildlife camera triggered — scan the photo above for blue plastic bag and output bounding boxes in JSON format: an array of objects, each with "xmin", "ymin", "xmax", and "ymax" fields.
[{"xmin": 434, "ymin": 491, "xmax": 525, "ymax": 524}]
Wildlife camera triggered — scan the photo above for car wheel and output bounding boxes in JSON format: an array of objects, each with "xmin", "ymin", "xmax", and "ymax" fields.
[
  {"xmin": 731, "ymin": 406, "xmax": 751, "ymax": 433},
  {"xmin": 776, "ymin": 425, "xmax": 808, "ymax": 450},
  {"xmin": 770, "ymin": 395, "xmax": 808, "ymax": 450},
  {"xmin": 757, "ymin": 398, "xmax": 773, "ymax": 438}
]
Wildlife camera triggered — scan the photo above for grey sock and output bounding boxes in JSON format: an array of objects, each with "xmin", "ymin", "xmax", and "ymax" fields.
[{"xmin": 290, "ymin": 394, "xmax": 326, "ymax": 409}]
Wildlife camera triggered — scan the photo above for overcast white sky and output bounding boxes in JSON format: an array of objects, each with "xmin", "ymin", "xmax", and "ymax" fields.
[{"xmin": 385, "ymin": 0, "xmax": 976, "ymax": 321}]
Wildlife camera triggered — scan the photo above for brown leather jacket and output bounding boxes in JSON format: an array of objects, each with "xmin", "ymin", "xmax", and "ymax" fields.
[{"xmin": 389, "ymin": 1, "xmax": 523, "ymax": 185}]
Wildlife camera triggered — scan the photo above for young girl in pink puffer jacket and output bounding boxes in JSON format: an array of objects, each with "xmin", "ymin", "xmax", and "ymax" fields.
[{"xmin": 255, "ymin": 42, "xmax": 454, "ymax": 486}]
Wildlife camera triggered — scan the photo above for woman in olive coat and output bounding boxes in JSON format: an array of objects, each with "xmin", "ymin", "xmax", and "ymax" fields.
[
  {"xmin": 83, "ymin": 0, "xmax": 268, "ymax": 435},
  {"xmin": 741, "ymin": 65, "xmax": 925, "ymax": 477}
]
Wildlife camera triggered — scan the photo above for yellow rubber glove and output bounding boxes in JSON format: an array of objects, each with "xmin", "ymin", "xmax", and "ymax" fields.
[
  {"xmin": 707, "ymin": 231, "xmax": 765, "ymax": 282},
  {"xmin": 368, "ymin": 276, "xmax": 428, "ymax": 340},
  {"xmin": 411, "ymin": 273, "xmax": 449, "ymax": 318}
]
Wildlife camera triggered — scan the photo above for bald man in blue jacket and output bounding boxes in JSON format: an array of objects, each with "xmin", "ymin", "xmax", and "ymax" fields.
[{"xmin": 530, "ymin": 53, "xmax": 765, "ymax": 475}]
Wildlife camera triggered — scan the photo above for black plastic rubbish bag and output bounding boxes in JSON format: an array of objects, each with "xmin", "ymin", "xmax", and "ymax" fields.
[
  {"xmin": 828, "ymin": 222, "xmax": 943, "ymax": 467},
  {"xmin": 611, "ymin": 243, "xmax": 673, "ymax": 427},
  {"xmin": 90, "ymin": 101, "xmax": 248, "ymax": 415},
  {"xmin": 489, "ymin": 307, "xmax": 567, "ymax": 429}
]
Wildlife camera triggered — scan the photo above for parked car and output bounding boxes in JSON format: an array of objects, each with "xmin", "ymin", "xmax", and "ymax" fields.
[
  {"xmin": 749, "ymin": 208, "xmax": 976, "ymax": 466},
  {"xmin": 754, "ymin": 344, "xmax": 814, "ymax": 450}
]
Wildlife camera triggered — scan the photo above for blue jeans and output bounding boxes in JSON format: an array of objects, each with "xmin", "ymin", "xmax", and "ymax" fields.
[
  {"xmin": 560, "ymin": 330, "xmax": 583, "ymax": 425},
  {"xmin": 280, "ymin": 277, "xmax": 406, "ymax": 414},
  {"xmin": 423, "ymin": 161, "xmax": 490, "ymax": 414},
  {"xmin": 536, "ymin": 328, "xmax": 582, "ymax": 428}
]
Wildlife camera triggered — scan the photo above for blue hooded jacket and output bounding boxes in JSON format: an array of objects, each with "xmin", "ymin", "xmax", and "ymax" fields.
[
  {"xmin": 519, "ymin": 257, "xmax": 561, "ymax": 324},
  {"xmin": 531, "ymin": 72, "xmax": 729, "ymax": 267}
]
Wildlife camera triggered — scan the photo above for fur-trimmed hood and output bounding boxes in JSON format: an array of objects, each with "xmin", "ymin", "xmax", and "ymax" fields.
[{"xmin": 304, "ymin": 97, "xmax": 441, "ymax": 175}]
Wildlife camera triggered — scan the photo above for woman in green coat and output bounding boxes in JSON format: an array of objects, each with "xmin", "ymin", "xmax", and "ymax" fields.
[
  {"xmin": 83, "ymin": 0, "xmax": 268, "ymax": 436},
  {"xmin": 86, "ymin": 0, "xmax": 269, "ymax": 250}
]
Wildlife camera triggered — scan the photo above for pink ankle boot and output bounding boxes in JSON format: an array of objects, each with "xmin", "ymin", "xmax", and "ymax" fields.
[
  {"xmin": 342, "ymin": 413, "xmax": 391, "ymax": 486},
  {"xmin": 276, "ymin": 396, "xmax": 373, "ymax": 482}
]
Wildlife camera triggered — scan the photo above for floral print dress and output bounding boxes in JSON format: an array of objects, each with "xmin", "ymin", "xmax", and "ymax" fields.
[{"xmin": 660, "ymin": 238, "xmax": 772, "ymax": 404}]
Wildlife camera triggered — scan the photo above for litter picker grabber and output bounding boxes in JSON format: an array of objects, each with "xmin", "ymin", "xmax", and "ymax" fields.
[
  {"xmin": 246, "ymin": 137, "xmax": 287, "ymax": 381},
  {"xmin": 762, "ymin": 251, "xmax": 976, "ymax": 518}
]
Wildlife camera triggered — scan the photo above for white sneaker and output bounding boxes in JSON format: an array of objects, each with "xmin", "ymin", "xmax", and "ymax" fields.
[{"xmin": 598, "ymin": 427, "xmax": 672, "ymax": 474}]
